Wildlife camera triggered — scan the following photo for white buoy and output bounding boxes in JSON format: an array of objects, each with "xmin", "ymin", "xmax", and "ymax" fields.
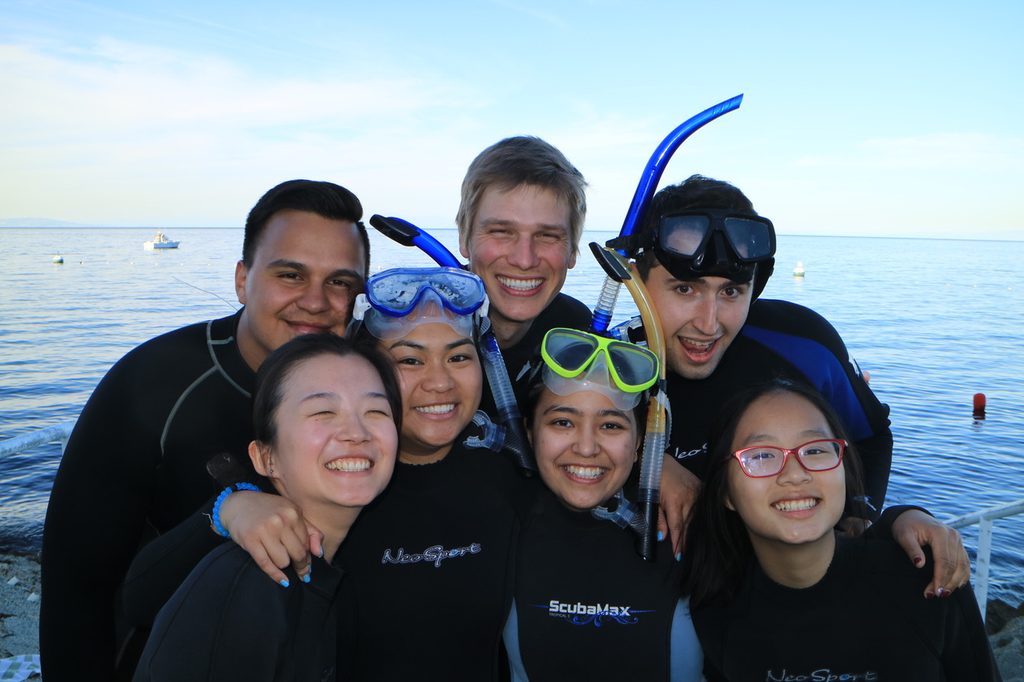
[
  {"xmin": 51, "ymin": 255, "xmax": 64, "ymax": 264},
  {"xmin": 792, "ymin": 260, "xmax": 805, "ymax": 277}
]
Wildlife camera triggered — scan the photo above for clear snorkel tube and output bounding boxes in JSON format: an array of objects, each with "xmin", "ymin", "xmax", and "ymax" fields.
[
  {"xmin": 368, "ymin": 215, "xmax": 535, "ymax": 474},
  {"xmin": 589, "ymin": 243, "xmax": 669, "ymax": 561},
  {"xmin": 590, "ymin": 94, "xmax": 744, "ymax": 334}
]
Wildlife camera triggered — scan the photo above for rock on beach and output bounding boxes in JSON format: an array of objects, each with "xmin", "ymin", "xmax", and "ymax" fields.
[
  {"xmin": 0, "ymin": 552, "xmax": 41, "ymax": 679},
  {"xmin": 2, "ymin": 552, "xmax": 1023, "ymax": 679}
]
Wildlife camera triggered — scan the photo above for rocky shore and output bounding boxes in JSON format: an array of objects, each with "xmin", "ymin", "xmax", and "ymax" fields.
[{"xmin": 3, "ymin": 552, "xmax": 1023, "ymax": 679}]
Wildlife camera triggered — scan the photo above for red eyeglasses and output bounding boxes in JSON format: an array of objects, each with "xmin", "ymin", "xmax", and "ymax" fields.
[{"xmin": 733, "ymin": 439, "xmax": 847, "ymax": 478}]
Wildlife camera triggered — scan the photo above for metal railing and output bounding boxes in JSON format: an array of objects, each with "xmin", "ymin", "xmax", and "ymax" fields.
[
  {"xmin": 0, "ymin": 422, "xmax": 76, "ymax": 458},
  {"xmin": 946, "ymin": 499, "xmax": 1024, "ymax": 620}
]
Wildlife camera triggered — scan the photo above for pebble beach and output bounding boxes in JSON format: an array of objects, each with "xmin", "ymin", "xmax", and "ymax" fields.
[{"xmin": 3, "ymin": 551, "xmax": 1023, "ymax": 680}]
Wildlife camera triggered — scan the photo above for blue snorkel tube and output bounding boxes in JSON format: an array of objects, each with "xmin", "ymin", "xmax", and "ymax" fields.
[
  {"xmin": 368, "ymin": 215, "xmax": 535, "ymax": 475},
  {"xmin": 369, "ymin": 216, "xmax": 461, "ymax": 269},
  {"xmin": 590, "ymin": 94, "xmax": 744, "ymax": 334},
  {"xmin": 589, "ymin": 94, "xmax": 743, "ymax": 560}
]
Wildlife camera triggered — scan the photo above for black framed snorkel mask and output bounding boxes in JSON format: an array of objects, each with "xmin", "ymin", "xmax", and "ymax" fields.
[{"xmin": 610, "ymin": 208, "xmax": 777, "ymax": 299}]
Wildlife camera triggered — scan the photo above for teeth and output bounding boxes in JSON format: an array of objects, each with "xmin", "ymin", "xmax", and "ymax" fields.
[
  {"xmin": 564, "ymin": 465, "xmax": 605, "ymax": 480},
  {"xmin": 773, "ymin": 498, "xmax": 818, "ymax": 512},
  {"xmin": 326, "ymin": 458, "xmax": 371, "ymax": 472},
  {"xmin": 415, "ymin": 403, "xmax": 455, "ymax": 415},
  {"xmin": 497, "ymin": 276, "xmax": 542, "ymax": 291},
  {"xmin": 681, "ymin": 338, "xmax": 714, "ymax": 351}
]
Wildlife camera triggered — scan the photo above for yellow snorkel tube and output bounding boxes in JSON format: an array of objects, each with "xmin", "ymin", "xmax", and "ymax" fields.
[{"xmin": 589, "ymin": 242, "xmax": 669, "ymax": 561}]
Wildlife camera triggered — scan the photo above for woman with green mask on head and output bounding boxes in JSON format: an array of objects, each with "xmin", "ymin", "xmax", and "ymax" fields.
[{"xmin": 502, "ymin": 327, "xmax": 703, "ymax": 681}]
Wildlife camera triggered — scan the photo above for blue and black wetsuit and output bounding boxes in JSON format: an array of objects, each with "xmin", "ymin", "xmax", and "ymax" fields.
[
  {"xmin": 665, "ymin": 298, "xmax": 893, "ymax": 513},
  {"xmin": 503, "ymin": 487, "xmax": 703, "ymax": 681}
]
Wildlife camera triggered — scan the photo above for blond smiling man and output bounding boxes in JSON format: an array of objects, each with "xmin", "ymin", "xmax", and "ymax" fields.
[{"xmin": 456, "ymin": 136, "xmax": 592, "ymax": 397}]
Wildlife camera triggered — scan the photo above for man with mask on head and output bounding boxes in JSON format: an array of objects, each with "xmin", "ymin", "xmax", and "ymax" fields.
[
  {"xmin": 614, "ymin": 175, "xmax": 974, "ymax": 601},
  {"xmin": 614, "ymin": 174, "xmax": 891, "ymax": 521}
]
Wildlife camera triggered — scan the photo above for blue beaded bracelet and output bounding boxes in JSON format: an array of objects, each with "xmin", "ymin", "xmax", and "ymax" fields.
[{"xmin": 211, "ymin": 482, "xmax": 261, "ymax": 538}]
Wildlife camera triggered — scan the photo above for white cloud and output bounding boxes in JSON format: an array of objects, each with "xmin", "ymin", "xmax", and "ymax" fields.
[
  {"xmin": 796, "ymin": 132, "xmax": 1024, "ymax": 172},
  {"xmin": 0, "ymin": 39, "xmax": 484, "ymax": 224}
]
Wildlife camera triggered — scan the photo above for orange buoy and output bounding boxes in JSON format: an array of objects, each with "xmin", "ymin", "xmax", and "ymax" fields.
[{"xmin": 973, "ymin": 392, "xmax": 986, "ymax": 419}]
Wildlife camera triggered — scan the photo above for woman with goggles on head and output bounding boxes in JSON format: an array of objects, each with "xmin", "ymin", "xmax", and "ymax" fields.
[
  {"xmin": 680, "ymin": 379, "xmax": 998, "ymax": 681},
  {"xmin": 502, "ymin": 327, "xmax": 703, "ymax": 682},
  {"xmin": 192, "ymin": 267, "xmax": 529, "ymax": 681},
  {"xmin": 334, "ymin": 266, "xmax": 530, "ymax": 681}
]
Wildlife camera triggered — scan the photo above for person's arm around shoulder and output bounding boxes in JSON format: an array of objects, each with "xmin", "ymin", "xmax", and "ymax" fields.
[
  {"xmin": 871, "ymin": 506, "xmax": 971, "ymax": 599},
  {"xmin": 658, "ymin": 454, "xmax": 701, "ymax": 559},
  {"xmin": 217, "ymin": 488, "xmax": 322, "ymax": 586}
]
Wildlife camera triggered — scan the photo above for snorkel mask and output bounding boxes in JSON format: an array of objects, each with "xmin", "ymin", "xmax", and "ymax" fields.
[
  {"xmin": 350, "ymin": 266, "xmax": 488, "ymax": 340},
  {"xmin": 538, "ymin": 328, "xmax": 659, "ymax": 411},
  {"xmin": 610, "ymin": 208, "xmax": 777, "ymax": 298}
]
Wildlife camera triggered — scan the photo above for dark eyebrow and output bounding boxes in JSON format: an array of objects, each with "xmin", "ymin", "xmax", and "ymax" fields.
[
  {"xmin": 738, "ymin": 428, "xmax": 830, "ymax": 447},
  {"xmin": 389, "ymin": 339, "xmax": 424, "ymax": 351},
  {"xmin": 542, "ymin": 405, "xmax": 581, "ymax": 417},
  {"xmin": 300, "ymin": 390, "xmax": 389, "ymax": 403},
  {"xmin": 300, "ymin": 391, "xmax": 336, "ymax": 403},
  {"xmin": 389, "ymin": 337, "xmax": 474, "ymax": 352},
  {"xmin": 266, "ymin": 259, "xmax": 364, "ymax": 284},
  {"xmin": 598, "ymin": 408, "xmax": 630, "ymax": 420}
]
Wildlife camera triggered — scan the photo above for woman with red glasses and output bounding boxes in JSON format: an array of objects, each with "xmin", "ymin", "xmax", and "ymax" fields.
[{"xmin": 681, "ymin": 379, "xmax": 998, "ymax": 681}]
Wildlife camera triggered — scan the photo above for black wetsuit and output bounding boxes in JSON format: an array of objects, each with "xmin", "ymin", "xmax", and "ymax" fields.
[
  {"xmin": 694, "ymin": 534, "xmax": 1000, "ymax": 681},
  {"xmin": 503, "ymin": 488, "xmax": 703, "ymax": 681},
  {"xmin": 665, "ymin": 299, "xmax": 893, "ymax": 513},
  {"xmin": 40, "ymin": 311, "xmax": 254, "ymax": 681},
  {"xmin": 480, "ymin": 292, "xmax": 592, "ymax": 416},
  {"xmin": 133, "ymin": 546, "xmax": 342, "ymax": 682},
  {"xmin": 336, "ymin": 435, "xmax": 530, "ymax": 681}
]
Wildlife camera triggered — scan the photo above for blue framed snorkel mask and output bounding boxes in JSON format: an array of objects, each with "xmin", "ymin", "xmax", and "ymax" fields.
[{"xmin": 350, "ymin": 267, "xmax": 489, "ymax": 340}]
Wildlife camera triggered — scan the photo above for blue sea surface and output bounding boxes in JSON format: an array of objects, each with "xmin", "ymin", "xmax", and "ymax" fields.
[{"xmin": 1, "ymin": 227, "xmax": 1023, "ymax": 602}]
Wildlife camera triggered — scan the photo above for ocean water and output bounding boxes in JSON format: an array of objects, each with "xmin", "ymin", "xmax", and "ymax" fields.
[{"xmin": 2, "ymin": 226, "xmax": 1023, "ymax": 603}]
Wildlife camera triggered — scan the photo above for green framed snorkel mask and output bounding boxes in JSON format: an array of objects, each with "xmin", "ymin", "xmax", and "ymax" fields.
[
  {"xmin": 540, "ymin": 328, "xmax": 659, "ymax": 411},
  {"xmin": 588, "ymin": 242, "xmax": 670, "ymax": 561}
]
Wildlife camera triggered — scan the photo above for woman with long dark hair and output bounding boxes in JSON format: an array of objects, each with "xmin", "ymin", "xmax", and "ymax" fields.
[{"xmin": 681, "ymin": 378, "xmax": 999, "ymax": 681}]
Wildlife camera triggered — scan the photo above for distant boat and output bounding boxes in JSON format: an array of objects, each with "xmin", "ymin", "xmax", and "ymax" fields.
[
  {"xmin": 792, "ymin": 260, "xmax": 806, "ymax": 277},
  {"xmin": 143, "ymin": 231, "xmax": 180, "ymax": 250},
  {"xmin": 51, "ymin": 255, "xmax": 64, "ymax": 264}
]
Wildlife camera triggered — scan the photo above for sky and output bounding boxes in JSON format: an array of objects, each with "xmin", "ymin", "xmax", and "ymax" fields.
[{"xmin": 1, "ymin": 0, "xmax": 1021, "ymax": 239}]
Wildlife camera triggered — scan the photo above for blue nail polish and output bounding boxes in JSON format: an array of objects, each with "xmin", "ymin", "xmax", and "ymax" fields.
[
  {"xmin": 675, "ymin": 552, "xmax": 682, "ymax": 562},
  {"xmin": 302, "ymin": 573, "xmax": 311, "ymax": 584},
  {"xmin": 279, "ymin": 578, "xmax": 290, "ymax": 588},
  {"xmin": 657, "ymin": 531, "xmax": 665, "ymax": 542}
]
